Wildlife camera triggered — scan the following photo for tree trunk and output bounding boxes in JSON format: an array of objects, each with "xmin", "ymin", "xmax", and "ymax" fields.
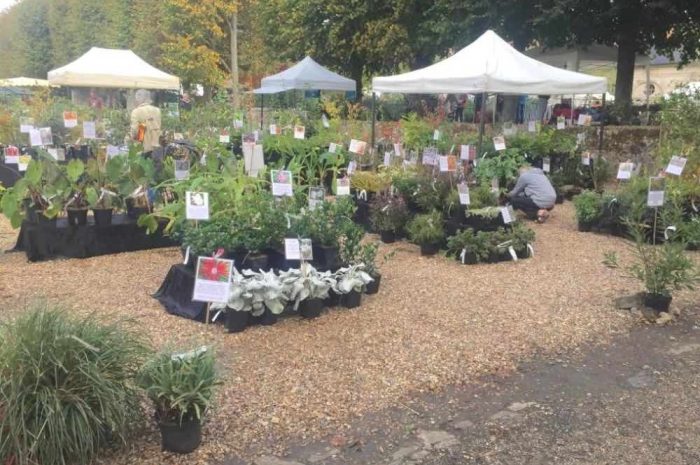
[
  {"xmin": 614, "ymin": 9, "xmax": 640, "ymax": 113},
  {"xmin": 230, "ymin": 11, "xmax": 239, "ymax": 111},
  {"xmin": 350, "ymin": 63, "xmax": 363, "ymax": 101}
]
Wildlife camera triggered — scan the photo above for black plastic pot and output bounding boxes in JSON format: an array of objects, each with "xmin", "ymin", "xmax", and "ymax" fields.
[
  {"xmin": 36, "ymin": 212, "xmax": 57, "ymax": 227},
  {"xmin": 459, "ymin": 251, "xmax": 478, "ymax": 265},
  {"xmin": 379, "ymin": 230, "xmax": 396, "ymax": 244},
  {"xmin": 341, "ymin": 290, "xmax": 362, "ymax": 309},
  {"xmin": 23, "ymin": 199, "xmax": 39, "ymax": 223},
  {"xmin": 92, "ymin": 208, "xmax": 113, "ymax": 226},
  {"xmin": 242, "ymin": 252, "xmax": 269, "ymax": 271},
  {"xmin": 444, "ymin": 218, "xmax": 461, "ymax": 238},
  {"xmin": 299, "ymin": 298, "xmax": 324, "ymax": 319},
  {"xmin": 325, "ymin": 289, "xmax": 341, "ymax": 307},
  {"xmin": 126, "ymin": 199, "xmax": 151, "ymax": 220},
  {"xmin": 365, "ymin": 273, "xmax": 381, "ymax": 294},
  {"xmin": 226, "ymin": 311, "xmax": 249, "ymax": 333},
  {"xmin": 313, "ymin": 245, "xmax": 341, "ymax": 270},
  {"xmin": 159, "ymin": 418, "xmax": 202, "ymax": 454},
  {"xmin": 66, "ymin": 208, "xmax": 88, "ymax": 226},
  {"xmin": 577, "ymin": 222, "xmax": 593, "ymax": 232},
  {"xmin": 420, "ymin": 243, "xmax": 440, "ymax": 256},
  {"xmin": 643, "ymin": 293, "xmax": 672, "ymax": 313},
  {"xmin": 252, "ymin": 308, "xmax": 278, "ymax": 326}
]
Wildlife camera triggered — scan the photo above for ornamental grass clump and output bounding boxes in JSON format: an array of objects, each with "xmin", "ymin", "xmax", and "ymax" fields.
[{"xmin": 0, "ymin": 304, "xmax": 149, "ymax": 465}]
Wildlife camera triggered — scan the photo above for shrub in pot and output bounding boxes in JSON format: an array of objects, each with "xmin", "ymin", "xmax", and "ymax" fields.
[
  {"xmin": 220, "ymin": 269, "xmax": 289, "ymax": 328},
  {"xmin": 139, "ymin": 347, "xmax": 219, "ymax": 454},
  {"xmin": 280, "ymin": 263, "xmax": 335, "ymax": 318},
  {"xmin": 63, "ymin": 159, "xmax": 91, "ymax": 226},
  {"xmin": 604, "ymin": 221, "xmax": 699, "ymax": 314},
  {"xmin": 0, "ymin": 158, "xmax": 64, "ymax": 228},
  {"xmin": 446, "ymin": 228, "xmax": 491, "ymax": 264},
  {"xmin": 369, "ymin": 195, "xmax": 409, "ymax": 243},
  {"xmin": 0, "ymin": 304, "xmax": 147, "ymax": 465},
  {"xmin": 572, "ymin": 190, "xmax": 603, "ymax": 232},
  {"xmin": 302, "ymin": 197, "xmax": 356, "ymax": 269},
  {"xmin": 360, "ymin": 242, "xmax": 381, "ymax": 294},
  {"xmin": 407, "ymin": 210, "xmax": 445, "ymax": 256},
  {"xmin": 333, "ymin": 264, "xmax": 374, "ymax": 308}
]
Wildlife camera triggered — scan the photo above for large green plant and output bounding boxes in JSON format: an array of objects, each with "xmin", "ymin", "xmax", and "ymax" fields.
[
  {"xmin": 0, "ymin": 305, "xmax": 148, "ymax": 465},
  {"xmin": 370, "ymin": 195, "xmax": 409, "ymax": 233},
  {"xmin": 407, "ymin": 210, "xmax": 444, "ymax": 245}
]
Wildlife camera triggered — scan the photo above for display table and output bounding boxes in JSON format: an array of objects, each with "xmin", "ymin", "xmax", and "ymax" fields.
[
  {"xmin": 153, "ymin": 264, "xmax": 208, "ymax": 321},
  {"xmin": 14, "ymin": 214, "xmax": 177, "ymax": 262}
]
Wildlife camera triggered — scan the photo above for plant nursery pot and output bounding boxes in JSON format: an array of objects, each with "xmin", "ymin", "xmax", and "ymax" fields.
[
  {"xmin": 299, "ymin": 298, "xmax": 324, "ymax": 319},
  {"xmin": 66, "ymin": 208, "xmax": 88, "ymax": 226},
  {"xmin": 379, "ymin": 230, "xmax": 396, "ymax": 244},
  {"xmin": 313, "ymin": 245, "xmax": 340, "ymax": 270},
  {"xmin": 36, "ymin": 212, "xmax": 57, "ymax": 227},
  {"xmin": 126, "ymin": 199, "xmax": 151, "ymax": 220},
  {"xmin": 459, "ymin": 252, "xmax": 477, "ymax": 265},
  {"xmin": 643, "ymin": 293, "xmax": 672, "ymax": 313},
  {"xmin": 252, "ymin": 308, "xmax": 278, "ymax": 326},
  {"xmin": 92, "ymin": 208, "xmax": 113, "ymax": 226},
  {"xmin": 420, "ymin": 243, "xmax": 440, "ymax": 256},
  {"xmin": 226, "ymin": 311, "xmax": 249, "ymax": 333},
  {"xmin": 242, "ymin": 252, "xmax": 269, "ymax": 271},
  {"xmin": 23, "ymin": 199, "xmax": 39, "ymax": 223},
  {"xmin": 365, "ymin": 273, "xmax": 381, "ymax": 295},
  {"xmin": 341, "ymin": 290, "xmax": 362, "ymax": 309},
  {"xmin": 444, "ymin": 218, "xmax": 461, "ymax": 238},
  {"xmin": 325, "ymin": 289, "xmax": 341, "ymax": 307},
  {"xmin": 577, "ymin": 222, "xmax": 593, "ymax": 232},
  {"xmin": 158, "ymin": 418, "xmax": 202, "ymax": 454}
]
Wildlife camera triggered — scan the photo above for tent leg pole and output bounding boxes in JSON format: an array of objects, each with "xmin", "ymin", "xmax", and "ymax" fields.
[
  {"xmin": 598, "ymin": 93, "xmax": 606, "ymax": 155},
  {"xmin": 260, "ymin": 94, "xmax": 264, "ymax": 131},
  {"xmin": 477, "ymin": 92, "xmax": 486, "ymax": 156},
  {"xmin": 370, "ymin": 92, "xmax": 377, "ymax": 153}
]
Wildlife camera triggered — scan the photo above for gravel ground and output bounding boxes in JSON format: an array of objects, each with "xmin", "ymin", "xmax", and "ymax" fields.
[{"xmin": 1, "ymin": 202, "xmax": 698, "ymax": 464}]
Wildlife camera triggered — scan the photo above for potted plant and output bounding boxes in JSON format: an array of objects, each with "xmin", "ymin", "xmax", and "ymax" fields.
[
  {"xmin": 360, "ymin": 243, "xmax": 382, "ymax": 294},
  {"xmin": 369, "ymin": 195, "xmax": 409, "ymax": 243},
  {"xmin": 280, "ymin": 263, "xmax": 335, "ymax": 318},
  {"xmin": 604, "ymin": 223, "xmax": 699, "ymax": 313},
  {"xmin": 333, "ymin": 264, "xmax": 374, "ymax": 308},
  {"xmin": 139, "ymin": 347, "xmax": 219, "ymax": 454},
  {"xmin": 238, "ymin": 269, "xmax": 288, "ymax": 326},
  {"xmin": 86, "ymin": 187, "xmax": 116, "ymax": 226},
  {"xmin": 0, "ymin": 158, "xmax": 63, "ymax": 227},
  {"xmin": 446, "ymin": 228, "xmax": 490, "ymax": 264},
  {"xmin": 407, "ymin": 210, "xmax": 445, "ymax": 256},
  {"xmin": 573, "ymin": 190, "xmax": 602, "ymax": 232},
  {"xmin": 304, "ymin": 197, "xmax": 355, "ymax": 270},
  {"xmin": 63, "ymin": 159, "xmax": 90, "ymax": 226},
  {"xmin": 85, "ymin": 157, "xmax": 122, "ymax": 226},
  {"xmin": 211, "ymin": 269, "xmax": 251, "ymax": 332}
]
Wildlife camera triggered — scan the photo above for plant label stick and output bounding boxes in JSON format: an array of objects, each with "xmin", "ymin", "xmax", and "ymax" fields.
[
  {"xmin": 581, "ymin": 151, "xmax": 591, "ymax": 166},
  {"xmin": 185, "ymin": 192, "xmax": 210, "ymax": 220},
  {"xmin": 83, "ymin": 121, "xmax": 97, "ymax": 139},
  {"xmin": 284, "ymin": 238, "xmax": 301, "ymax": 260},
  {"xmin": 192, "ymin": 257, "xmax": 233, "ymax": 304},
  {"xmin": 556, "ymin": 116, "xmax": 566, "ymax": 130},
  {"xmin": 383, "ymin": 152, "xmax": 391, "ymax": 166},
  {"xmin": 271, "ymin": 170, "xmax": 294, "ymax": 196},
  {"xmin": 542, "ymin": 156, "xmax": 551, "ymax": 173},
  {"xmin": 219, "ymin": 130, "xmax": 230, "ymax": 143},
  {"xmin": 493, "ymin": 136, "xmax": 506, "ymax": 151},
  {"xmin": 294, "ymin": 125, "xmax": 305, "ymax": 139},
  {"xmin": 647, "ymin": 177, "xmax": 665, "ymax": 207},
  {"xmin": 616, "ymin": 162, "xmax": 634, "ymax": 180},
  {"xmin": 336, "ymin": 177, "xmax": 350, "ymax": 196},
  {"xmin": 501, "ymin": 206, "xmax": 516, "ymax": 224},
  {"xmin": 329, "ymin": 142, "xmax": 338, "ymax": 153},
  {"xmin": 393, "ymin": 142, "xmax": 402, "ymax": 157},
  {"xmin": 665, "ymin": 156, "xmax": 687, "ymax": 176},
  {"xmin": 433, "ymin": 129, "xmax": 440, "ymax": 140},
  {"xmin": 63, "ymin": 111, "xmax": 78, "ymax": 128},
  {"xmin": 458, "ymin": 184, "xmax": 470, "ymax": 205}
]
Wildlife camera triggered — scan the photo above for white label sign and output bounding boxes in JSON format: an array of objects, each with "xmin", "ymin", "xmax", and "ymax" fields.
[
  {"xmin": 393, "ymin": 143, "xmax": 402, "ymax": 157},
  {"xmin": 185, "ymin": 192, "xmax": 210, "ymax": 220},
  {"xmin": 501, "ymin": 206, "xmax": 516, "ymax": 224},
  {"xmin": 348, "ymin": 139, "xmax": 367, "ymax": 155},
  {"xmin": 665, "ymin": 156, "xmax": 687, "ymax": 176},
  {"xmin": 422, "ymin": 147, "xmax": 439, "ymax": 166},
  {"xmin": 336, "ymin": 177, "xmax": 350, "ymax": 196},
  {"xmin": 460, "ymin": 144, "xmax": 476, "ymax": 161},
  {"xmin": 581, "ymin": 152, "xmax": 591, "ymax": 166},
  {"xmin": 616, "ymin": 162, "xmax": 634, "ymax": 180},
  {"xmin": 219, "ymin": 131, "xmax": 230, "ymax": 143},
  {"xmin": 29, "ymin": 129, "xmax": 42, "ymax": 147},
  {"xmin": 458, "ymin": 184, "xmax": 470, "ymax": 205},
  {"xmin": 493, "ymin": 136, "xmax": 506, "ymax": 151},
  {"xmin": 192, "ymin": 257, "xmax": 234, "ymax": 304},
  {"xmin": 293, "ymin": 125, "xmax": 305, "ymax": 139},
  {"xmin": 556, "ymin": 116, "xmax": 566, "ymax": 130},
  {"xmin": 347, "ymin": 161, "xmax": 357, "ymax": 175},
  {"xmin": 433, "ymin": 129, "xmax": 440, "ymax": 140},
  {"xmin": 542, "ymin": 157, "xmax": 551, "ymax": 173},
  {"xmin": 271, "ymin": 170, "xmax": 294, "ymax": 196},
  {"xmin": 18, "ymin": 155, "xmax": 31, "ymax": 171},
  {"xmin": 83, "ymin": 121, "xmax": 97, "ymax": 139},
  {"xmin": 383, "ymin": 152, "xmax": 391, "ymax": 166},
  {"xmin": 284, "ymin": 238, "xmax": 301, "ymax": 260},
  {"xmin": 175, "ymin": 159, "xmax": 190, "ymax": 180},
  {"xmin": 329, "ymin": 142, "xmax": 338, "ymax": 153}
]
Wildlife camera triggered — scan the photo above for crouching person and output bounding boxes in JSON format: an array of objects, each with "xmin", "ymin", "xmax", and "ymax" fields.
[{"xmin": 506, "ymin": 165, "xmax": 556, "ymax": 223}]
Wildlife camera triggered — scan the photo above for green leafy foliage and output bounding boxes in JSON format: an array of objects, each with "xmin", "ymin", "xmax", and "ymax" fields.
[
  {"xmin": 407, "ymin": 210, "xmax": 444, "ymax": 245},
  {"xmin": 0, "ymin": 304, "xmax": 148, "ymax": 465}
]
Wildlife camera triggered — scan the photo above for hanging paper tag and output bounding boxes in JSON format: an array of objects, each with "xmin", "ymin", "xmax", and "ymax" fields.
[
  {"xmin": 308, "ymin": 187, "xmax": 325, "ymax": 211},
  {"xmin": 460, "ymin": 144, "xmax": 476, "ymax": 161},
  {"xmin": 271, "ymin": 170, "xmax": 294, "ymax": 197},
  {"xmin": 665, "ymin": 156, "xmax": 687, "ymax": 176},
  {"xmin": 433, "ymin": 129, "xmax": 440, "ymax": 141},
  {"xmin": 29, "ymin": 129, "xmax": 42, "ymax": 147},
  {"xmin": 556, "ymin": 116, "xmax": 566, "ymax": 130},
  {"xmin": 347, "ymin": 161, "xmax": 357, "ymax": 175},
  {"xmin": 422, "ymin": 147, "xmax": 439, "ymax": 166},
  {"xmin": 293, "ymin": 125, "xmax": 305, "ymax": 139},
  {"xmin": 542, "ymin": 157, "xmax": 551, "ymax": 173},
  {"xmin": 63, "ymin": 111, "xmax": 78, "ymax": 128},
  {"xmin": 329, "ymin": 142, "xmax": 338, "ymax": 153},
  {"xmin": 348, "ymin": 139, "xmax": 367, "ymax": 155},
  {"xmin": 493, "ymin": 136, "xmax": 506, "ymax": 151},
  {"xmin": 4, "ymin": 146, "xmax": 19, "ymax": 164},
  {"xmin": 616, "ymin": 162, "xmax": 634, "ymax": 180},
  {"xmin": 647, "ymin": 177, "xmax": 665, "ymax": 207},
  {"xmin": 83, "ymin": 121, "xmax": 97, "ymax": 139}
]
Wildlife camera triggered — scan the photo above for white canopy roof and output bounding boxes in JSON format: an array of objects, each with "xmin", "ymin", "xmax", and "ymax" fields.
[
  {"xmin": 253, "ymin": 56, "xmax": 356, "ymax": 94},
  {"xmin": 525, "ymin": 44, "xmax": 649, "ymax": 71},
  {"xmin": 372, "ymin": 30, "xmax": 607, "ymax": 95},
  {"xmin": 48, "ymin": 47, "xmax": 180, "ymax": 90},
  {"xmin": 0, "ymin": 77, "xmax": 54, "ymax": 87}
]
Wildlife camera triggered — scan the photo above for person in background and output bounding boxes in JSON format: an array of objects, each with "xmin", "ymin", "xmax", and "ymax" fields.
[
  {"xmin": 89, "ymin": 89, "xmax": 104, "ymax": 110},
  {"xmin": 179, "ymin": 92, "xmax": 192, "ymax": 111},
  {"xmin": 130, "ymin": 89, "xmax": 162, "ymax": 156},
  {"xmin": 506, "ymin": 165, "xmax": 557, "ymax": 223},
  {"xmin": 454, "ymin": 95, "xmax": 466, "ymax": 122}
]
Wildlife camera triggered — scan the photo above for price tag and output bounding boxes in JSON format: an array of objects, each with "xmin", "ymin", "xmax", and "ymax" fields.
[
  {"xmin": 192, "ymin": 257, "xmax": 234, "ymax": 304},
  {"xmin": 542, "ymin": 157, "xmax": 551, "ymax": 173},
  {"xmin": 665, "ymin": 156, "xmax": 687, "ymax": 176},
  {"xmin": 458, "ymin": 184, "xmax": 470, "ymax": 205},
  {"xmin": 63, "ymin": 111, "xmax": 78, "ymax": 128},
  {"xmin": 616, "ymin": 162, "xmax": 634, "ymax": 180},
  {"xmin": 439, "ymin": 155, "xmax": 456, "ymax": 172},
  {"xmin": 460, "ymin": 144, "xmax": 476, "ymax": 161},
  {"xmin": 4, "ymin": 146, "xmax": 19, "ymax": 164},
  {"xmin": 501, "ymin": 206, "xmax": 516, "ymax": 224},
  {"xmin": 493, "ymin": 136, "xmax": 506, "ymax": 151},
  {"xmin": 29, "ymin": 129, "xmax": 42, "ymax": 147},
  {"xmin": 293, "ymin": 125, "xmax": 305, "ymax": 139},
  {"xmin": 433, "ymin": 129, "xmax": 440, "ymax": 141},
  {"xmin": 185, "ymin": 192, "xmax": 210, "ymax": 220}
]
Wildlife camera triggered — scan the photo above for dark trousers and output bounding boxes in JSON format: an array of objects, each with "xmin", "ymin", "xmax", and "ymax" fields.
[
  {"xmin": 454, "ymin": 108, "xmax": 464, "ymax": 122},
  {"xmin": 510, "ymin": 195, "xmax": 540, "ymax": 218}
]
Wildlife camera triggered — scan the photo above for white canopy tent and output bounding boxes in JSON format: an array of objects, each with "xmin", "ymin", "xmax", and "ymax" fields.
[
  {"xmin": 253, "ymin": 56, "xmax": 356, "ymax": 94},
  {"xmin": 372, "ymin": 30, "xmax": 607, "ymax": 95},
  {"xmin": 524, "ymin": 44, "xmax": 650, "ymax": 72},
  {"xmin": 48, "ymin": 47, "xmax": 180, "ymax": 90}
]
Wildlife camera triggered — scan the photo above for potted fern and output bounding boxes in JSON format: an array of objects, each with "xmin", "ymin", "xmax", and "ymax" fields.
[
  {"xmin": 138, "ymin": 347, "xmax": 219, "ymax": 454},
  {"xmin": 407, "ymin": 210, "xmax": 445, "ymax": 256}
]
